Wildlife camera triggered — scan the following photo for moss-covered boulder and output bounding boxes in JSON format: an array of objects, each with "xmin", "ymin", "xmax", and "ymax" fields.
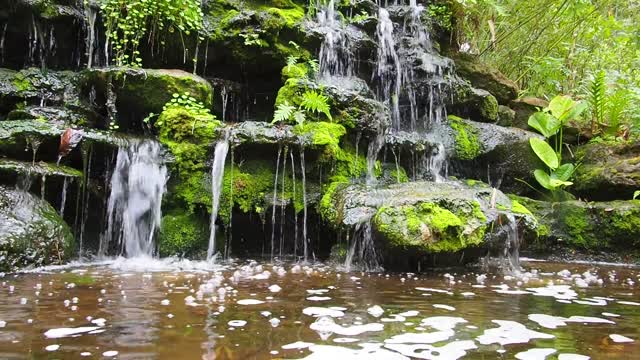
[
  {"xmin": 452, "ymin": 53, "xmax": 519, "ymax": 105},
  {"xmin": 320, "ymin": 180, "xmax": 536, "ymax": 259},
  {"xmin": 158, "ymin": 213, "xmax": 209, "ymax": 257},
  {"xmin": 0, "ymin": 185, "xmax": 74, "ymax": 272},
  {"xmin": 0, "ymin": 68, "xmax": 81, "ymax": 114},
  {"xmin": 510, "ymin": 97, "xmax": 548, "ymax": 130},
  {"xmin": 514, "ymin": 195, "xmax": 640, "ymax": 260},
  {"xmin": 82, "ymin": 68, "xmax": 213, "ymax": 117},
  {"xmin": 449, "ymin": 86, "xmax": 499, "ymax": 123},
  {"xmin": 573, "ymin": 141, "xmax": 640, "ymax": 200}
]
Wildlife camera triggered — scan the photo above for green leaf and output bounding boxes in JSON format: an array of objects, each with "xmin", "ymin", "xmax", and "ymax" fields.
[
  {"xmin": 300, "ymin": 90, "xmax": 332, "ymax": 121},
  {"xmin": 549, "ymin": 178, "xmax": 573, "ymax": 188},
  {"xmin": 534, "ymin": 169, "xmax": 553, "ymax": 190},
  {"xmin": 293, "ymin": 110, "xmax": 306, "ymax": 127},
  {"xmin": 528, "ymin": 112, "xmax": 561, "ymax": 138},
  {"xmin": 272, "ymin": 102, "xmax": 295, "ymax": 124},
  {"xmin": 548, "ymin": 95, "xmax": 587, "ymax": 123},
  {"xmin": 634, "ymin": 190, "xmax": 640, "ymax": 200},
  {"xmin": 552, "ymin": 163, "xmax": 575, "ymax": 182},
  {"xmin": 530, "ymin": 137, "xmax": 559, "ymax": 170}
]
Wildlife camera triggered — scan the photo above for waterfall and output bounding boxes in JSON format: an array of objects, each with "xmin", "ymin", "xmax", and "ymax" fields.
[
  {"xmin": 300, "ymin": 148, "xmax": 308, "ymax": 262},
  {"xmin": 374, "ymin": 8, "xmax": 402, "ymax": 130},
  {"xmin": 101, "ymin": 140, "xmax": 167, "ymax": 258},
  {"xmin": 366, "ymin": 133, "xmax": 384, "ymax": 185},
  {"xmin": 59, "ymin": 177, "xmax": 69, "ymax": 217},
  {"xmin": 344, "ymin": 221, "xmax": 380, "ymax": 272},
  {"xmin": 317, "ymin": 0, "xmax": 355, "ymax": 78},
  {"xmin": 426, "ymin": 143, "xmax": 446, "ymax": 182},
  {"xmin": 503, "ymin": 214, "xmax": 521, "ymax": 272},
  {"xmin": 271, "ymin": 146, "xmax": 282, "ymax": 259},
  {"xmin": 207, "ymin": 137, "xmax": 230, "ymax": 261},
  {"xmin": 84, "ymin": 5, "xmax": 98, "ymax": 68}
]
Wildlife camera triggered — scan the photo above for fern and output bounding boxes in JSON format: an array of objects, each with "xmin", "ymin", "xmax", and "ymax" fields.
[
  {"xmin": 293, "ymin": 110, "xmax": 306, "ymax": 127},
  {"xmin": 286, "ymin": 55, "xmax": 299, "ymax": 71},
  {"xmin": 272, "ymin": 102, "xmax": 295, "ymax": 124},
  {"xmin": 307, "ymin": 59, "xmax": 319, "ymax": 76},
  {"xmin": 588, "ymin": 70, "xmax": 607, "ymax": 133},
  {"xmin": 301, "ymin": 90, "xmax": 332, "ymax": 121}
]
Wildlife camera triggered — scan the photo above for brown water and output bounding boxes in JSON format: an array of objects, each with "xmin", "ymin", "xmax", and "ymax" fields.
[{"xmin": 0, "ymin": 258, "xmax": 638, "ymax": 359}]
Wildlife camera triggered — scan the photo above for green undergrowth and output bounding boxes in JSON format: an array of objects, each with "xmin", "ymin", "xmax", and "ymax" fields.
[
  {"xmin": 158, "ymin": 212, "xmax": 209, "ymax": 257},
  {"xmin": 374, "ymin": 201, "xmax": 487, "ymax": 252},
  {"xmin": 218, "ymin": 159, "xmax": 304, "ymax": 225},
  {"xmin": 156, "ymin": 106, "xmax": 220, "ymax": 212},
  {"xmin": 448, "ymin": 115, "xmax": 481, "ymax": 160}
]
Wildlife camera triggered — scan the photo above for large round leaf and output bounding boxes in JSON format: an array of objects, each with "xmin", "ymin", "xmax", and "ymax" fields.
[
  {"xmin": 528, "ymin": 112, "xmax": 561, "ymax": 138},
  {"xmin": 533, "ymin": 169, "xmax": 553, "ymax": 190},
  {"xmin": 529, "ymin": 138, "xmax": 559, "ymax": 170},
  {"xmin": 548, "ymin": 95, "xmax": 587, "ymax": 123},
  {"xmin": 552, "ymin": 163, "xmax": 575, "ymax": 182}
]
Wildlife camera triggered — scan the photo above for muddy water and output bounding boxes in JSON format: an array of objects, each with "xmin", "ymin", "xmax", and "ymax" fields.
[{"xmin": 0, "ymin": 258, "xmax": 638, "ymax": 359}]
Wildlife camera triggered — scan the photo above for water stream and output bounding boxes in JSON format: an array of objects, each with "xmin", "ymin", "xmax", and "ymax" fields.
[
  {"xmin": 1, "ymin": 259, "xmax": 637, "ymax": 359},
  {"xmin": 101, "ymin": 140, "xmax": 167, "ymax": 258},
  {"xmin": 207, "ymin": 136, "xmax": 230, "ymax": 261}
]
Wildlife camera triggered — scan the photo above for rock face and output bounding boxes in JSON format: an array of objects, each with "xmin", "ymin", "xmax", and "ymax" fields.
[
  {"xmin": 510, "ymin": 97, "xmax": 548, "ymax": 130},
  {"xmin": 514, "ymin": 196, "xmax": 640, "ymax": 259},
  {"xmin": 321, "ymin": 180, "xmax": 536, "ymax": 264},
  {"xmin": 0, "ymin": 185, "xmax": 74, "ymax": 272},
  {"xmin": 573, "ymin": 141, "xmax": 640, "ymax": 200},
  {"xmin": 452, "ymin": 53, "xmax": 519, "ymax": 105}
]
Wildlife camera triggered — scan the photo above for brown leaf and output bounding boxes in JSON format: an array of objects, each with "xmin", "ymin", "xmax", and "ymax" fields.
[{"xmin": 58, "ymin": 128, "xmax": 84, "ymax": 158}]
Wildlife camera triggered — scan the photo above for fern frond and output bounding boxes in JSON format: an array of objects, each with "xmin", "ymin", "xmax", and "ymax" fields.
[
  {"xmin": 286, "ymin": 55, "xmax": 299, "ymax": 70},
  {"xmin": 301, "ymin": 90, "xmax": 332, "ymax": 121},
  {"xmin": 293, "ymin": 110, "xmax": 306, "ymax": 127},
  {"xmin": 272, "ymin": 102, "xmax": 295, "ymax": 124},
  {"xmin": 588, "ymin": 70, "xmax": 607, "ymax": 130}
]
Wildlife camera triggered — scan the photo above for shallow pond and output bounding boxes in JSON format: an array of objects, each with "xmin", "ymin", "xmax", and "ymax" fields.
[{"xmin": 0, "ymin": 258, "xmax": 638, "ymax": 359}]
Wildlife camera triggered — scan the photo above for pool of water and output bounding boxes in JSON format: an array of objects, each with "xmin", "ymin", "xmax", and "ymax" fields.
[{"xmin": 0, "ymin": 258, "xmax": 638, "ymax": 359}]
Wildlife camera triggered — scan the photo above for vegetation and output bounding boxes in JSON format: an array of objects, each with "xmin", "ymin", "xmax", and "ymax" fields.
[{"xmin": 527, "ymin": 95, "xmax": 586, "ymax": 193}]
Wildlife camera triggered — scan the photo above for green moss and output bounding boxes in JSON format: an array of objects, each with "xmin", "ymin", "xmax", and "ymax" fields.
[
  {"xmin": 282, "ymin": 63, "xmax": 309, "ymax": 80},
  {"xmin": 318, "ymin": 181, "xmax": 348, "ymax": 225},
  {"xmin": 448, "ymin": 115, "xmax": 481, "ymax": 160},
  {"xmin": 479, "ymin": 93, "xmax": 499, "ymax": 121},
  {"xmin": 156, "ymin": 107, "xmax": 220, "ymax": 211},
  {"xmin": 11, "ymin": 73, "xmax": 33, "ymax": 93},
  {"xmin": 374, "ymin": 200, "xmax": 487, "ymax": 252},
  {"xmin": 511, "ymin": 199, "xmax": 533, "ymax": 216},
  {"xmin": 556, "ymin": 203, "xmax": 596, "ymax": 249},
  {"xmin": 218, "ymin": 159, "xmax": 304, "ymax": 224},
  {"xmin": 293, "ymin": 121, "xmax": 346, "ymax": 153},
  {"xmin": 275, "ymin": 78, "xmax": 303, "ymax": 106},
  {"xmin": 159, "ymin": 213, "xmax": 209, "ymax": 257},
  {"xmin": 390, "ymin": 167, "xmax": 409, "ymax": 183},
  {"xmin": 262, "ymin": 6, "xmax": 305, "ymax": 30}
]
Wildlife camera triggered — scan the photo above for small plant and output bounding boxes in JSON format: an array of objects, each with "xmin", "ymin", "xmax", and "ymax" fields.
[
  {"xmin": 348, "ymin": 11, "xmax": 371, "ymax": 24},
  {"xmin": 588, "ymin": 70, "xmax": 606, "ymax": 133},
  {"xmin": 634, "ymin": 190, "xmax": 640, "ymax": 200},
  {"xmin": 145, "ymin": 92, "xmax": 215, "ymax": 130},
  {"xmin": 239, "ymin": 31, "xmax": 265, "ymax": 47},
  {"xmin": 527, "ymin": 95, "xmax": 587, "ymax": 192},
  {"xmin": 272, "ymin": 90, "xmax": 332, "ymax": 127}
]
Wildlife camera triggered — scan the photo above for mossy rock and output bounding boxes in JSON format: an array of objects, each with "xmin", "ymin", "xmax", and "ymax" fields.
[
  {"xmin": 374, "ymin": 201, "xmax": 487, "ymax": 252},
  {"xmin": 572, "ymin": 141, "xmax": 640, "ymax": 201},
  {"xmin": 0, "ymin": 185, "xmax": 74, "ymax": 272},
  {"xmin": 452, "ymin": 53, "xmax": 519, "ymax": 104},
  {"xmin": 510, "ymin": 97, "xmax": 548, "ymax": 130},
  {"xmin": 82, "ymin": 68, "xmax": 213, "ymax": 117},
  {"xmin": 0, "ymin": 159, "xmax": 83, "ymax": 179},
  {"xmin": 448, "ymin": 115, "xmax": 481, "ymax": 160},
  {"xmin": 513, "ymin": 195, "xmax": 640, "ymax": 256},
  {"xmin": 323, "ymin": 180, "xmax": 537, "ymax": 260},
  {"xmin": 0, "ymin": 68, "xmax": 81, "ymax": 113},
  {"xmin": 159, "ymin": 213, "xmax": 209, "ymax": 257},
  {"xmin": 156, "ymin": 106, "xmax": 220, "ymax": 212}
]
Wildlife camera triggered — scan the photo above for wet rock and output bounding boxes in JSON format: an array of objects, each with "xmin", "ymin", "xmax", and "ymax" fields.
[
  {"xmin": 0, "ymin": 68, "xmax": 81, "ymax": 114},
  {"xmin": 573, "ymin": 141, "xmax": 640, "ymax": 200},
  {"xmin": 320, "ymin": 180, "xmax": 536, "ymax": 254},
  {"xmin": 452, "ymin": 53, "xmax": 519, "ymax": 104},
  {"xmin": 0, "ymin": 185, "xmax": 74, "ymax": 272},
  {"xmin": 497, "ymin": 105, "xmax": 515, "ymax": 127},
  {"xmin": 0, "ymin": 159, "xmax": 83, "ymax": 179},
  {"xmin": 158, "ymin": 213, "xmax": 209, "ymax": 258},
  {"xmin": 450, "ymin": 85, "xmax": 499, "ymax": 123},
  {"xmin": 7, "ymin": 106, "xmax": 96, "ymax": 126},
  {"xmin": 514, "ymin": 196, "xmax": 640, "ymax": 256},
  {"xmin": 81, "ymin": 67, "xmax": 213, "ymax": 117},
  {"xmin": 510, "ymin": 97, "xmax": 548, "ymax": 130}
]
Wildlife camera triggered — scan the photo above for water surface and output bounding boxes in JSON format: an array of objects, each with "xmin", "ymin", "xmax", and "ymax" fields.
[{"xmin": 0, "ymin": 258, "xmax": 638, "ymax": 359}]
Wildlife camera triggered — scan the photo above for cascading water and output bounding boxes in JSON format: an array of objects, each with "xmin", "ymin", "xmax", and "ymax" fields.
[
  {"xmin": 207, "ymin": 136, "xmax": 230, "ymax": 261},
  {"xmin": 344, "ymin": 221, "xmax": 380, "ymax": 272},
  {"xmin": 503, "ymin": 214, "xmax": 522, "ymax": 272},
  {"xmin": 374, "ymin": 8, "xmax": 402, "ymax": 130},
  {"xmin": 316, "ymin": 0, "xmax": 355, "ymax": 78},
  {"xmin": 101, "ymin": 139, "xmax": 167, "ymax": 258}
]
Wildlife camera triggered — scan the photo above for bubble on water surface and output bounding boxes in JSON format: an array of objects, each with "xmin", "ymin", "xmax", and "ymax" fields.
[
  {"xmin": 237, "ymin": 299, "xmax": 264, "ymax": 305},
  {"xmin": 609, "ymin": 334, "xmax": 634, "ymax": 343},
  {"xmin": 228, "ymin": 320, "xmax": 247, "ymax": 327},
  {"xmin": 433, "ymin": 304, "xmax": 455, "ymax": 311},
  {"xmin": 103, "ymin": 350, "xmax": 118, "ymax": 357},
  {"xmin": 384, "ymin": 340, "xmax": 477, "ymax": 360},
  {"xmin": 558, "ymin": 354, "xmax": 590, "ymax": 360},
  {"xmin": 515, "ymin": 348, "xmax": 557, "ymax": 360},
  {"xmin": 303, "ymin": 307, "xmax": 345, "ymax": 317},
  {"xmin": 45, "ymin": 344, "xmax": 60, "ymax": 351},
  {"xmin": 44, "ymin": 327, "xmax": 101, "ymax": 339},
  {"xmin": 476, "ymin": 320, "xmax": 554, "ymax": 345}
]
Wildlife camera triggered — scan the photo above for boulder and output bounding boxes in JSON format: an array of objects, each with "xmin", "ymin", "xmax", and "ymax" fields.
[
  {"xmin": 319, "ymin": 180, "xmax": 536, "ymax": 258},
  {"xmin": 510, "ymin": 97, "xmax": 547, "ymax": 130},
  {"xmin": 497, "ymin": 105, "xmax": 515, "ymax": 127},
  {"xmin": 449, "ymin": 85, "xmax": 499, "ymax": 123},
  {"xmin": 573, "ymin": 141, "xmax": 640, "ymax": 200},
  {"xmin": 514, "ymin": 196, "xmax": 640, "ymax": 261},
  {"xmin": 81, "ymin": 68, "xmax": 214, "ymax": 117},
  {"xmin": 452, "ymin": 53, "xmax": 519, "ymax": 104},
  {"xmin": 0, "ymin": 185, "xmax": 74, "ymax": 271}
]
